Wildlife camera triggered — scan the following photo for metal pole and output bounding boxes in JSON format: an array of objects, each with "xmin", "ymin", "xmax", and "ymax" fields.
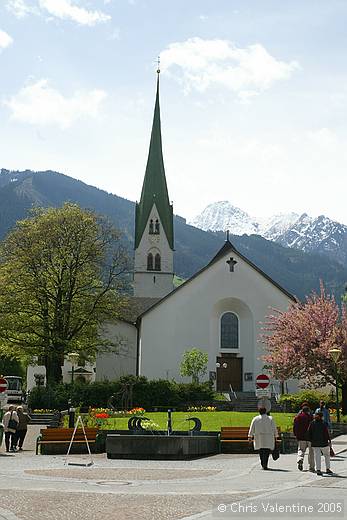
[
  {"xmin": 71, "ymin": 365, "xmax": 74, "ymax": 385},
  {"xmin": 167, "ymin": 409, "xmax": 172, "ymax": 436},
  {"xmin": 336, "ymin": 365, "xmax": 340, "ymax": 423}
]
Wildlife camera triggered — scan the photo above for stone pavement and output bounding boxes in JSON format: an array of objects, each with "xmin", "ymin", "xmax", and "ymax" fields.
[{"xmin": 0, "ymin": 426, "xmax": 346, "ymax": 519}]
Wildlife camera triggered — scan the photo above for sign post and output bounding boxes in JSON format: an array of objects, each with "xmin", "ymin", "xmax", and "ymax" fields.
[{"xmin": 255, "ymin": 374, "xmax": 271, "ymax": 410}]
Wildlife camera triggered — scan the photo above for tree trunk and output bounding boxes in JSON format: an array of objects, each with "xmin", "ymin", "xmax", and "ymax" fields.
[
  {"xmin": 45, "ymin": 349, "xmax": 63, "ymax": 385},
  {"xmin": 341, "ymin": 382, "xmax": 347, "ymax": 416}
]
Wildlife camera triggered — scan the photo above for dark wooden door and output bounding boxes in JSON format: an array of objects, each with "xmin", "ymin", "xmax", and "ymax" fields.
[{"xmin": 216, "ymin": 356, "xmax": 242, "ymax": 392}]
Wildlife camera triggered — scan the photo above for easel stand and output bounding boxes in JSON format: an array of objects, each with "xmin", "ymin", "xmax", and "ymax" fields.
[{"xmin": 65, "ymin": 415, "xmax": 94, "ymax": 467}]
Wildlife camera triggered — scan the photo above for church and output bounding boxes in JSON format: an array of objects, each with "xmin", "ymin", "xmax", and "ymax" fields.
[{"xmin": 96, "ymin": 69, "xmax": 297, "ymax": 394}]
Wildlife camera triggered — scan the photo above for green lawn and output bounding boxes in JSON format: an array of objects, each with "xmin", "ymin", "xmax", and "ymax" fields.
[{"xmin": 96, "ymin": 412, "xmax": 295, "ymax": 432}]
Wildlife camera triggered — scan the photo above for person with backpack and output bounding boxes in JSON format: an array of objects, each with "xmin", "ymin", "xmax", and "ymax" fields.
[
  {"xmin": 293, "ymin": 405, "xmax": 315, "ymax": 472},
  {"xmin": 308, "ymin": 411, "xmax": 333, "ymax": 475},
  {"xmin": 2, "ymin": 405, "xmax": 19, "ymax": 453},
  {"xmin": 13, "ymin": 406, "xmax": 31, "ymax": 451}
]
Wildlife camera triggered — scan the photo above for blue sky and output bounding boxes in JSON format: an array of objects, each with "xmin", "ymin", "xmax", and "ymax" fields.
[{"xmin": 1, "ymin": 0, "xmax": 347, "ymax": 224}]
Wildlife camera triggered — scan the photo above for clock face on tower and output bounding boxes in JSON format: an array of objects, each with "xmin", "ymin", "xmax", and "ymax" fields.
[{"xmin": 149, "ymin": 234, "xmax": 160, "ymax": 244}]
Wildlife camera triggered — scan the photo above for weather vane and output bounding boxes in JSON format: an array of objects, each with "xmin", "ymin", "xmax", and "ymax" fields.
[{"xmin": 157, "ymin": 56, "xmax": 160, "ymax": 74}]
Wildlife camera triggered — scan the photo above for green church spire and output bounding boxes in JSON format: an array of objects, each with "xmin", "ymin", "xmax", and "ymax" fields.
[{"xmin": 135, "ymin": 71, "xmax": 174, "ymax": 249}]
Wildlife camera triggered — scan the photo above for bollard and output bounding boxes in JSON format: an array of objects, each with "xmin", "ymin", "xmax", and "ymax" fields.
[
  {"xmin": 68, "ymin": 401, "xmax": 75, "ymax": 428},
  {"xmin": 167, "ymin": 409, "xmax": 172, "ymax": 436}
]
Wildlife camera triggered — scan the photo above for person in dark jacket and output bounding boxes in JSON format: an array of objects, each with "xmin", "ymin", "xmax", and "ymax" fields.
[
  {"xmin": 13, "ymin": 406, "xmax": 31, "ymax": 451},
  {"xmin": 293, "ymin": 405, "xmax": 314, "ymax": 472},
  {"xmin": 308, "ymin": 411, "xmax": 333, "ymax": 475}
]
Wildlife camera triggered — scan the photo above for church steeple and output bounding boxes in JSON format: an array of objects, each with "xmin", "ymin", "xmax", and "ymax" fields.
[
  {"xmin": 135, "ymin": 71, "xmax": 174, "ymax": 250},
  {"xmin": 133, "ymin": 68, "xmax": 174, "ymax": 299}
]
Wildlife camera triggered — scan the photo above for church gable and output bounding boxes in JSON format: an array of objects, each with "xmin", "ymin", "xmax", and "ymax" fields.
[{"xmin": 139, "ymin": 240, "xmax": 296, "ymax": 319}]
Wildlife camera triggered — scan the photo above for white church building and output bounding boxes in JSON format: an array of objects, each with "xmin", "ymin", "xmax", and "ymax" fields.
[{"xmin": 96, "ymin": 70, "xmax": 297, "ymax": 393}]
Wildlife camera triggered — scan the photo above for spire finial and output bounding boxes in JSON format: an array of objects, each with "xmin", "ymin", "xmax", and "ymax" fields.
[
  {"xmin": 226, "ymin": 230, "xmax": 230, "ymax": 242},
  {"xmin": 157, "ymin": 56, "xmax": 160, "ymax": 74}
]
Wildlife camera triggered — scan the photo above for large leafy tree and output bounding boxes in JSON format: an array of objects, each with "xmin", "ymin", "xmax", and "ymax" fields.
[
  {"xmin": 0, "ymin": 203, "xmax": 129, "ymax": 384},
  {"xmin": 262, "ymin": 283, "xmax": 347, "ymax": 412}
]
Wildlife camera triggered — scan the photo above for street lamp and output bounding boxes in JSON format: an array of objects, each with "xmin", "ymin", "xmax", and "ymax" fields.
[
  {"xmin": 216, "ymin": 362, "xmax": 228, "ymax": 369},
  {"xmin": 329, "ymin": 348, "xmax": 341, "ymax": 423},
  {"xmin": 67, "ymin": 352, "xmax": 79, "ymax": 384}
]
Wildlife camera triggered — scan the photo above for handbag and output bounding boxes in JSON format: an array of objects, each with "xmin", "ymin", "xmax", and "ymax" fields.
[
  {"xmin": 8, "ymin": 412, "xmax": 18, "ymax": 431},
  {"xmin": 272, "ymin": 445, "xmax": 280, "ymax": 461},
  {"xmin": 330, "ymin": 446, "xmax": 335, "ymax": 457}
]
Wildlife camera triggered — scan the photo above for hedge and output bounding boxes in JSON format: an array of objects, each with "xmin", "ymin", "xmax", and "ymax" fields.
[
  {"xmin": 27, "ymin": 375, "xmax": 215, "ymax": 411},
  {"xmin": 278, "ymin": 389, "xmax": 334, "ymax": 413}
]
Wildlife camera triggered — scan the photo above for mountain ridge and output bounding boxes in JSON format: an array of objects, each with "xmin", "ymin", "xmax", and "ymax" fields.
[
  {"xmin": 0, "ymin": 168, "xmax": 346, "ymax": 302},
  {"xmin": 190, "ymin": 201, "xmax": 347, "ymax": 266}
]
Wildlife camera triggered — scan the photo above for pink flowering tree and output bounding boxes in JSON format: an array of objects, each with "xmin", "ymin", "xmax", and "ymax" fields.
[{"xmin": 262, "ymin": 283, "xmax": 347, "ymax": 413}]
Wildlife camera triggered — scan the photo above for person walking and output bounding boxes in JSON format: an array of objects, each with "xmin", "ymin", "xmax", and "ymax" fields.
[
  {"xmin": 293, "ymin": 405, "xmax": 315, "ymax": 472},
  {"xmin": 13, "ymin": 406, "xmax": 31, "ymax": 451},
  {"xmin": 2, "ymin": 405, "xmax": 19, "ymax": 453},
  {"xmin": 248, "ymin": 407, "xmax": 278, "ymax": 470},
  {"xmin": 315, "ymin": 401, "xmax": 332, "ymax": 430},
  {"xmin": 308, "ymin": 411, "xmax": 333, "ymax": 476}
]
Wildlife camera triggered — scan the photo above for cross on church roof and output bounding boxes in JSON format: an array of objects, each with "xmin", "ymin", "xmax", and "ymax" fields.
[{"xmin": 226, "ymin": 257, "xmax": 237, "ymax": 272}]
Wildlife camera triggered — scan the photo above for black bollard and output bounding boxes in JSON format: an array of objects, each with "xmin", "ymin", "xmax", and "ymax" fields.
[{"xmin": 68, "ymin": 400, "xmax": 75, "ymax": 428}]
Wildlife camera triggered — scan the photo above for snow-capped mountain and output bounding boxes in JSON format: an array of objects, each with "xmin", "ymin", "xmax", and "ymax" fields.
[
  {"xmin": 190, "ymin": 202, "xmax": 347, "ymax": 265},
  {"xmin": 190, "ymin": 201, "xmax": 260, "ymax": 235}
]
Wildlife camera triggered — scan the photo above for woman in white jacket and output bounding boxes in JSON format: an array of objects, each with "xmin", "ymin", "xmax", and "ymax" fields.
[
  {"xmin": 248, "ymin": 408, "xmax": 278, "ymax": 470},
  {"xmin": 3, "ymin": 405, "xmax": 19, "ymax": 452}
]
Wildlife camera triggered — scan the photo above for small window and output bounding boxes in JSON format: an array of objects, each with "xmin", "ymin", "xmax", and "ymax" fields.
[
  {"xmin": 221, "ymin": 312, "xmax": 239, "ymax": 349},
  {"xmin": 147, "ymin": 253, "xmax": 153, "ymax": 271},
  {"xmin": 155, "ymin": 219, "xmax": 160, "ymax": 234},
  {"xmin": 149, "ymin": 219, "xmax": 154, "ymax": 234},
  {"xmin": 154, "ymin": 253, "xmax": 161, "ymax": 271}
]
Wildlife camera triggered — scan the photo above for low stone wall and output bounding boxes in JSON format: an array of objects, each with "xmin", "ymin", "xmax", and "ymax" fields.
[{"xmin": 281, "ymin": 432, "xmax": 298, "ymax": 454}]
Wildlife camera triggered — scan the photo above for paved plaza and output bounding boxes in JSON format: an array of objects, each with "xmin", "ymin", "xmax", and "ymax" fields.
[{"xmin": 0, "ymin": 426, "xmax": 346, "ymax": 520}]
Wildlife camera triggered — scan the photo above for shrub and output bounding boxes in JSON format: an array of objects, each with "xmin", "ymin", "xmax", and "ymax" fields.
[
  {"xmin": 27, "ymin": 377, "xmax": 215, "ymax": 411},
  {"xmin": 278, "ymin": 389, "xmax": 333, "ymax": 413}
]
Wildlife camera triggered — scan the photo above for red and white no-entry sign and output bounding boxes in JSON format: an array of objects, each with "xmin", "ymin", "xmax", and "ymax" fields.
[
  {"xmin": 256, "ymin": 374, "xmax": 270, "ymax": 389},
  {"xmin": 0, "ymin": 377, "xmax": 8, "ymax": 393}
]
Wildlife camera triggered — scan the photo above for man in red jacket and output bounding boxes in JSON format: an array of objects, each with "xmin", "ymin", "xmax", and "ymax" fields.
[{"xmin": 293, "ymin": 405, "xmax": 314, "ymax": 472}]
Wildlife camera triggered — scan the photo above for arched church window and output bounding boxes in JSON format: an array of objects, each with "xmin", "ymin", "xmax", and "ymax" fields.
[
  {"xmin": 155, "ymin": 219, "xmax": 160, "ymax": 234},
  {"xmin": 154, "ymin": 253, "xmax": 161, "ymax": 271},
  {"xmin": 147, "ymin": 253, "xmax": 153, "ymax": 271},
  {"xmin": 221, "ymin": 312, "xmax": 239, "ymax": 349},
  {"xmin": 149, "ymin": 219, "xmax": 154, "ymax": 234}
]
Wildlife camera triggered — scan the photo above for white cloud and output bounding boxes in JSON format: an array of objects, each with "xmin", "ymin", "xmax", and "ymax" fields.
[
  {"xmin": 160, "ymin": 37, "xmax": 299, "ymax": 98},
  {"xmin": 38, "ymin": 0, "xmax": 111, "ymax": 25},
  {"xmin": 4, "ymin": 79, "xmax": 107, "ymax": 128},
  {"xmin": 0, "ymin": 30, "xmax": 13, "ymax": 51},
  {"xmin": 6, "ymin": 0, "xmax": 36, "ymax": 18}
]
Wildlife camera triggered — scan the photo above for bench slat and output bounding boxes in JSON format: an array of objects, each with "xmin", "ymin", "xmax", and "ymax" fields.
[{"xmin": 37, "ymin": 440, "xmax": 96, "ymax": 444}]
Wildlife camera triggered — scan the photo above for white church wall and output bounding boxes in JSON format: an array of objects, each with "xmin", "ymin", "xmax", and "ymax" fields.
[
  {"xmin": 96, "ymin": 321, "xmax": 137, "ymax": 381},
  {"xmin": 139, "ymin": 249, "xmax": 294, "ymax": 392}
]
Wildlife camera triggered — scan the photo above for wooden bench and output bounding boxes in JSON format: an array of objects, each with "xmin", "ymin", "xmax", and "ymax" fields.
[
  {"xmin": 36, "ymin": 428, "xmax": 99, "ymax": 455},
  {"xmin": 220, "ymin": 426, "xmax": 281, "ymax": 452}
]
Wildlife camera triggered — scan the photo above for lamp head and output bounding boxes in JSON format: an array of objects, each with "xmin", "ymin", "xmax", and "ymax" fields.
[{"xmin": 329, "ymin": 348, "xmax": 341, "ymax": 364}]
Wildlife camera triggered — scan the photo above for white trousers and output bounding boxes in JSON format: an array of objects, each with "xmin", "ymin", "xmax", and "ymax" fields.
[
  {"xmin": 297, "ymin": 440, "xmax": 315, "ymax": 469},
  {"xmin": 313, "ymin": 446, "xmax": 330, "ymax": 471}
]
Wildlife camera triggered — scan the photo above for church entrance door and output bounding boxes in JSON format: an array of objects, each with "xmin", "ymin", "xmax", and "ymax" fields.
[{"xmin": 216, "ymin": 356, "xmax": 242, "ymax": 392}]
